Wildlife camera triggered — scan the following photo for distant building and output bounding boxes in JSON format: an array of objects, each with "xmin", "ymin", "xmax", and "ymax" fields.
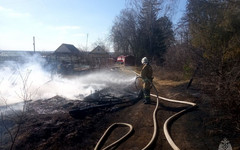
[
  {"xmin": 54, "ymin": 44, "xmax": 80, "ymax": 55},
  {"xmin": 53, "ymin": 43, "xmax": 81, "ymax": 58},
  {"xmin": 51, "ymin": 43, "xmax": 85, "ymax": 64},
  {"xmin": 49, "ymin": 43, "xmax": 88, "ymax": 73},
  {"xmin": 88, "ymin": 46, "xmax": 110, "ymax": 68}
]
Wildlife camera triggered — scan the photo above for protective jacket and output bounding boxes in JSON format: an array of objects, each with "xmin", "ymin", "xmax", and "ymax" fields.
[{"xmin": 140, "ymin": 63, "xmax": 153, "ymax": 90}]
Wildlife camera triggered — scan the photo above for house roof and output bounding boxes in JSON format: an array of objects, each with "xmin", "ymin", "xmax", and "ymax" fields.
[
  {"xmin": 89, "ymin": 46, "xmax": 108, "ymax": 54},
  {"xmin": 54, "ymin": 44, "xmax": 81, "ymax": 55}
]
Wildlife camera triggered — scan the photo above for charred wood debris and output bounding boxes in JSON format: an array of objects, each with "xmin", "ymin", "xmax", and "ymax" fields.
[{"xmin": 69, "ymin": 88, "xmax": 139, "ymax": 119}]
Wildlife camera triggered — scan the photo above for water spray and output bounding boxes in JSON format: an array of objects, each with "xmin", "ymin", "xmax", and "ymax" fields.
[{"xmin": 0, "ymin": 54, "xmax": 136, "ymax": 107}]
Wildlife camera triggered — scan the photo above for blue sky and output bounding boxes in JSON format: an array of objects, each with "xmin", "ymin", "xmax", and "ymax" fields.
[{"xmin": 0, "ymin": 0, "xmax": 186, "ymax": 51}]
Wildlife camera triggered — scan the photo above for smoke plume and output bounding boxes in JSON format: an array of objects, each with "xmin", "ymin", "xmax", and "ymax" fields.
[{"xmin": 0, "ymin": 54, "xmax": 136, "ymax": 106}]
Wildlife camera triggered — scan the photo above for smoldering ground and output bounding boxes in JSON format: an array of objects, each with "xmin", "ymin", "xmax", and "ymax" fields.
[{"xmin": 0, "ymin": 54, "xmax": 136, "ymax": 108}]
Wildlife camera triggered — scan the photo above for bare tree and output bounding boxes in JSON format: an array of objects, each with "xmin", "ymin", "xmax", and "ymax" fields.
[
  {"xmin": 92, "ymin": 38, "xmax": 111, "ymax": 52},
  {"xmin": 111, "ymin": 8, "xmax": 139, "ymax": 56},
  {"xmin": 0, "ymin": 69, "xmax": 33, "ymax": 150}
]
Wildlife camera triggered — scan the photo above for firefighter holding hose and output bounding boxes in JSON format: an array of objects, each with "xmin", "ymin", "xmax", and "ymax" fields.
[{"xmin": 140, "ymin": 57, "xmax": 153, "ymax": 104}]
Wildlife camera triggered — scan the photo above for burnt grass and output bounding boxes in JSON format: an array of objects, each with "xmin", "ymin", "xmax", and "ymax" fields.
[
  {"xmin": 1, "ymin": 79, "xmax": 240, "ymax": 149},
  {"xmin": 14, "ymin": 112, "xmax": 105, "ymax": 150},
  {"xmin": 0, "ymin": 90, "xmax": 139, "ymax": 150}
]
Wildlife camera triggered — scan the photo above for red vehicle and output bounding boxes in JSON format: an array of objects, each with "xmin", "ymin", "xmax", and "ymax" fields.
[
  {"xmin": 117, "ymin": 55, "xmax": 125, "ymax": 64},
  {"xmin": 117, "ymin": 55, "xmax": 135, "ymax": 66}
]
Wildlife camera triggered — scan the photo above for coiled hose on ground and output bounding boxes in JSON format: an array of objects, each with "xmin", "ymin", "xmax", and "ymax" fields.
[
  {"xmin": 94, "ymin": 71, "xmax": 197, "ymax": 150},
  {"xmin": 94, "ymin": 123, "xmax": 134, "ymax": 150},
  {"xmin": 150, "ymin": 94, "xmax": 196, "ymax": 150}
]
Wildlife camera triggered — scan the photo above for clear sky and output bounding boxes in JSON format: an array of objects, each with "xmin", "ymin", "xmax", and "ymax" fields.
[{"xmin": 0, "ymin": 0, "xmax": 186, "ymax": 51}]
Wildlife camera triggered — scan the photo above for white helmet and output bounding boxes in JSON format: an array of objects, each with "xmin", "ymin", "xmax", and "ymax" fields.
[{"xmin": 141, "ymin": 57, "xmax": 148, "ymax": 64}]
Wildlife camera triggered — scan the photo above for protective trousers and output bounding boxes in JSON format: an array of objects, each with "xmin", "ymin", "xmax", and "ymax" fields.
[{"xmin": 143, "ymin": 79, "xmax": 152, "ymax": 104}]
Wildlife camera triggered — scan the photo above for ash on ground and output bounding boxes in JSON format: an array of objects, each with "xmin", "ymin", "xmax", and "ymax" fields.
[{"xmin": 27, "ymin": 85, "xmax": 138, "ymax": 115}]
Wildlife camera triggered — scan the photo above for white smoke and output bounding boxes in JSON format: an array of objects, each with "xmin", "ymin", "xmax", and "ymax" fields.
[{"xmin": 0, "ymin": 54, "xmax": 136, "ymax": 106}]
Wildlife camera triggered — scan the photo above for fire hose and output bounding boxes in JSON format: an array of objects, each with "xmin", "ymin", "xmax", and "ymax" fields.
[{"xmin": 94, "ymin": 71, "xmax": 197, "ymax": 150}]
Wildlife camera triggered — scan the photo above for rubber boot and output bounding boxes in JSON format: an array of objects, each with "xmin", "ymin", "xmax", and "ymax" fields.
[
  {"xmin": 144, "ymin": 97, "xmax": 151, "ymax": 104},
  {"xmin": 137, "ymin": 89, "xmax": 144, "ymax": 99},
  {"xmin": 143, "ymin": 89, "xmax": 151, "ymax": 104}
]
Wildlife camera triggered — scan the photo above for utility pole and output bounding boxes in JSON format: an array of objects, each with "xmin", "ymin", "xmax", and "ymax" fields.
[
  {"xmin": 33, "ymin": 36, "xmax": 35, "ymax": 52},
  {"xmin": 86, "ymin": 33, "xmax": 88, "ymax": 51}
]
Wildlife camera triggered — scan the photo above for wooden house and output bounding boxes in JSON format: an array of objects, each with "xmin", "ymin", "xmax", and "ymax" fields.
[
  {"xmin": 88, "ymin": 46, "xmax": 110, "ymax": 68},
  {"xmin": 51, "ymin": 43, "xmax": 86, "ymax": 64},
  {"xmin": 49, "ymin": 43, "xmax": 88, "ymax": 73}
]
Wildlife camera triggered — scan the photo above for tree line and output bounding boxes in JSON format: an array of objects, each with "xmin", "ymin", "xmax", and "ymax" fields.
[
  {"xmin": 111, "ymin": 0, "xmax": 175, "ymax": 65},
  {"xmin": 185, "ymin": 0, "xmax": 240, "ymax": 131}
]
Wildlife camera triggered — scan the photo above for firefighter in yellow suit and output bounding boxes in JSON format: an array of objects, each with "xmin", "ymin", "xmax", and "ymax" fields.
[{"xmin": 140, "ymin": 57, "xmax": 153, "ymax": 104}]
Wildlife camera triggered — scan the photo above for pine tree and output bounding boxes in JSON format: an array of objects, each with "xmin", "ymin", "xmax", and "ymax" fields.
[{"xmin": 138, "ymin": 0, "xmax": 160, "ymax": 58}]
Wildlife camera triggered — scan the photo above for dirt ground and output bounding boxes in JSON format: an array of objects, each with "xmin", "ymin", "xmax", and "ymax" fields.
[
  {"xmin": 86, "ymin": 79, "xmax": 240, "ymax": 150},
  {"xmin": 1, "ymin": 68, "xmax": 240, "ymax": 150}
]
